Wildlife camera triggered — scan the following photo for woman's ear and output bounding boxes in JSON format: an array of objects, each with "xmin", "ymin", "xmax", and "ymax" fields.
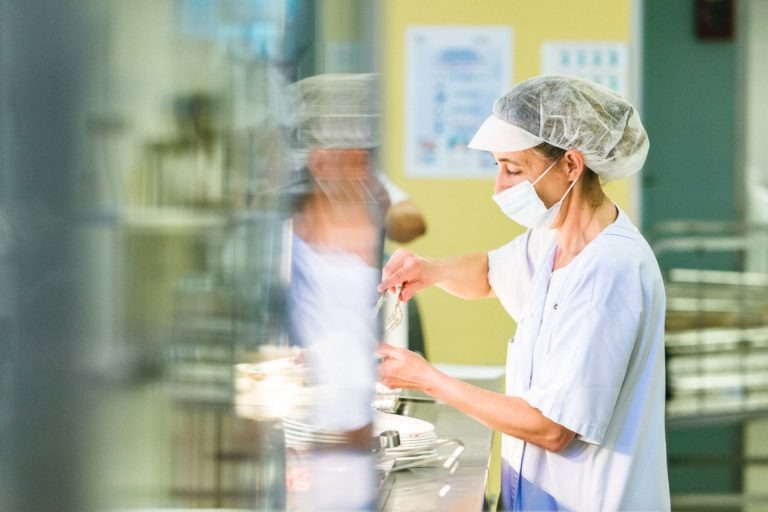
[{"xmin": 563, "ymin": 149, "xmax": 586, "ymax": 181}]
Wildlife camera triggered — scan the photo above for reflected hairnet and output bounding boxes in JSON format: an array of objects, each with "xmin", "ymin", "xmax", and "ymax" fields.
[
  {"xmin": 494, "ymin": 75, "xmax": 649, "ymax": 181},
  {"xmin": 290, "ymin": 73, "xmax": 379, "ymax": 149}
]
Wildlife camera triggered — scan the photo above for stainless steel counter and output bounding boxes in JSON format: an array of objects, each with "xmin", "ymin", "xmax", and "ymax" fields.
[{"xmin": 379, "ymin": 379, "xmax": 501, "ymax": 512}]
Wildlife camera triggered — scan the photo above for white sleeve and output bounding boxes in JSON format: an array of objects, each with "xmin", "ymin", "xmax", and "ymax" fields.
[
  {"xmin": 521, "ymin": 255, "xmax": 644, "ymax": 445},
  {"xmin": 487, "ymin": 229, "xmax": 556, "ymax": 323}
]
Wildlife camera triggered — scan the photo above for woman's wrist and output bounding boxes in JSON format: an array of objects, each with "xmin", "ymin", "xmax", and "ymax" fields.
[
  {"xmin": 420, "ymin": 364, "xmax": 446, "ymax": 398},
  {"xmin": 424, "ymin": 256, "xmax": 444, "ymax": 287}
]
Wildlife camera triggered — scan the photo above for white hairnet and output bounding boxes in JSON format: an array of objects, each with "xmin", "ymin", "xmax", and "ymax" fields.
[
  {"xmin": 289, "ymin": 73, "xmax": 379, "ymax": 149},
  {"xmin": 492, "ymin": 75, "xmax": 649, "ymax": 182}
]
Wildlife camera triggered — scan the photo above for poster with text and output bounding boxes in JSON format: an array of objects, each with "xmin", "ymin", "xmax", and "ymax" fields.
[
  {"xmin": 405, "ymin": 26, "xmax": 512, "ymax": 178},
  {"xmin": 541, "ymin": 42, "xmax": 629, "ymax": 99}
]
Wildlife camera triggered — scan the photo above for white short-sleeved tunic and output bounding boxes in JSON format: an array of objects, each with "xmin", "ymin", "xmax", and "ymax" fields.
[{"xmin": 488, "ymin": 208, "xmax": 670, "ymax": 511}]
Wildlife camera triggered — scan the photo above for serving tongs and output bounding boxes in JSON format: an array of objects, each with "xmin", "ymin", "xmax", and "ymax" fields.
[{"xmin": 374, "ymin": 285, "xmax": 404, "ymax": 331}]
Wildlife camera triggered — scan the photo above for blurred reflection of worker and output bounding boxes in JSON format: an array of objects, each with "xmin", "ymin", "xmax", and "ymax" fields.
[{"xmin": 285, "ymin": 73, "xmax": 386, "ymax": 511}]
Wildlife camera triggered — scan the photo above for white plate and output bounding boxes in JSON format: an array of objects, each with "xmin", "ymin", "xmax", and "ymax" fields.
[
  {"xmin": 386, "ymin": 441, "xmax": 436, "ymax": 451},
  {"xmin": 393, "ymin": 453, "xmax": 438, "ymax": 464},
  {"xmin": 281, "ymin": 419, "xmax": 347, "ymax": 438},
  {"xmin": 398, "ymin": 435, "xmax": 436, "ymax": 442},
  {"xmin": 392, "ymin": 440, "xmax": 437, "ymax": 450},
  {"xmin": 282, "ymin": 425, "xmax": 345, "ymax": 436},
  {"xmin": 283, "ymin": 423, "xmax": 346, "ymax": 435},
  {"xmin": 374, "ymin": 412, "xmax": 435, "ymax": 438},
  {"xmin": 283, "ymin": 430, "xmax": 347, "ymax": 441},
  {"xmin": 283, "ymin": 431, "xmax": 347, "ymax": 443},
  {"xmin": 384, "ymin": 447, "xmax": 436, "ymax": 457},
  {"xmin": 386, "ymin": 432, "xmax": 437, "ymax": 446},
  {"xmin": 387, "ymin": 444, "xmax": 436, "ymax": 453}
]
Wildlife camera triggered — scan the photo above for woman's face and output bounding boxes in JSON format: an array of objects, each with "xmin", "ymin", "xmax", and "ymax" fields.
[{"xmin": 492, "ymin": 149, "xmax": 568, "ymax": 208}]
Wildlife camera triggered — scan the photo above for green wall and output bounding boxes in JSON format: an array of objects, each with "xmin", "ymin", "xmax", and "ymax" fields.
[
  {"xmin": 643, "ymin": 1, "xmax": 743, "ymax": 497},
  {"xmin": 667, "ymin": 423, "xmax": 742, "ymax": 495},
  {"xmin": 642, "ymin": 0, "xmax": 738, "ymax": 273}
]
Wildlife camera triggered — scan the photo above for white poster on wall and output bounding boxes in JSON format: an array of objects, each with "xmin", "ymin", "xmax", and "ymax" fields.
[
  {"xmin": 405, "ymin": 26, "xmax": 512, "ymax": 179},
  {"xmin": 541, "ymin": 41, "xmax": 628, "ymax": 98}
]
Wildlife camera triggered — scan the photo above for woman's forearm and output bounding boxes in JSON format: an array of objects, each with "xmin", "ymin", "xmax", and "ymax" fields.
[
  {"xmin": 422, "ymin": 366, "xmax": 574, "ymax": 452},
  {"xmin": 380, "ymin": 250, "xmax": 493, "ymax": 302},
  {"xmin": 431, "ymin": 252, "xmax": 493, "ymax": 300}
]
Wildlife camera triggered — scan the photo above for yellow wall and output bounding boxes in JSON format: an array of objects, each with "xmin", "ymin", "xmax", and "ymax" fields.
[{"xmin": 381, "ymin": 0, "xmax": 633, "ymax": 364}]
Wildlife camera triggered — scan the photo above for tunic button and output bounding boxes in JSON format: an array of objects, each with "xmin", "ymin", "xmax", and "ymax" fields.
[{"xmin": 553, "ymin": 303, "xmax": 558, "ymax": 310}]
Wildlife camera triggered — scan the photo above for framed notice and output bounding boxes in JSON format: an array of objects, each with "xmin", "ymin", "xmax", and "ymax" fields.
[
  {"xmin": 541, "ymin": 41, "xmax": 629, "ymax": 98},
  {"xmin": 405, "ymin": 26, "xmax": 512, "ymax": 179}
]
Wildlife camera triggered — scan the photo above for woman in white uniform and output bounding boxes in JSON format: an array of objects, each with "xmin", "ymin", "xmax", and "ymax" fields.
[{"xmin": 377, "ymin": 75, "xmax": 670, "ymax": 511}]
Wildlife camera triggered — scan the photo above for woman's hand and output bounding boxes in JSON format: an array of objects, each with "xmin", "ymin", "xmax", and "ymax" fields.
[
  {"xmin": 378, "ymin": 344, "xmax": 577, "ymax": 452},
  {"xmin": 378, "ymin": 251, "xmax": 492, "ymax": 302},
  {"xmin": 378, "ymin": 249, "xmax": 437, "ymax": 303},
  {"xmin": 377, "ymin": 343, "xmax": 439, "ymax": 393}
]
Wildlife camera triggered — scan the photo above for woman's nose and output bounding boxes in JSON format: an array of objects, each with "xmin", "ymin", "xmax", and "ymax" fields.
[{"xmin": 494, "ymin": 174, "xmax": 508, "ymax": 195}]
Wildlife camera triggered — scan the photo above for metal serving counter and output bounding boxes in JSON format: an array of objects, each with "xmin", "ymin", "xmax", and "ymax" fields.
[{"xmin": 378, "ymin": 379, "xmax": 501, "ymax": 512}]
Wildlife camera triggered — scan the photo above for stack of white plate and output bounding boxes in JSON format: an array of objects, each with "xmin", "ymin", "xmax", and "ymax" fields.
[
  {"xmin": 374, "ymin": 412, "xmax": 439, "ymax": 467},
  {"xmin": 281, "ymin": 417, "xmax": 348, "ymax": 449},
  {"xmin": 282, "ymin": 413, "xmax": 440, "ymax": 467}
]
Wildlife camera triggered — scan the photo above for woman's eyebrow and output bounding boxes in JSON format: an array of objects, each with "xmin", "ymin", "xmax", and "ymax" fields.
[{"xmin": 496, "ymin": 157, "xmax": 525, "ymax": 166}]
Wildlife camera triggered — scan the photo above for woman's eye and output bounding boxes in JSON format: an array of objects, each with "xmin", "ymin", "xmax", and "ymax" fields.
[{"xmin": 494, "ymin": 161, "xmax": 522, "ymax": 175}]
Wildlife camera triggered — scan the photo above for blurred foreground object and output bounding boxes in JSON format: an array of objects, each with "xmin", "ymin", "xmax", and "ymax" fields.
[
  {"xmin": 282, "ymin": 73, "xmax": 386, "ymax": 510},
  {"xmin": 386, "ymin": 198, "xmax": 427, "ymax": 244}
]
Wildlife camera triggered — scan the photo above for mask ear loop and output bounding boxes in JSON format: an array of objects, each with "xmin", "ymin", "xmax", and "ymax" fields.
[
  {"xmin": 530, "ymin": 158, "xmax": 560, "ymax": 186},
  {"xmin": 560, "ymin": 173, "xmax": 580, "ymax": 202},
  {"xmin": 534, "ymin": 156, "xmax": 581, "ymax": 203}
]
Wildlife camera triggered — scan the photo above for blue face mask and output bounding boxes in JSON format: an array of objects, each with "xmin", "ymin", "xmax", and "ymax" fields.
[{"xmin": 491, "ymin": 159, "xmax": 579, "ymax": 230}]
